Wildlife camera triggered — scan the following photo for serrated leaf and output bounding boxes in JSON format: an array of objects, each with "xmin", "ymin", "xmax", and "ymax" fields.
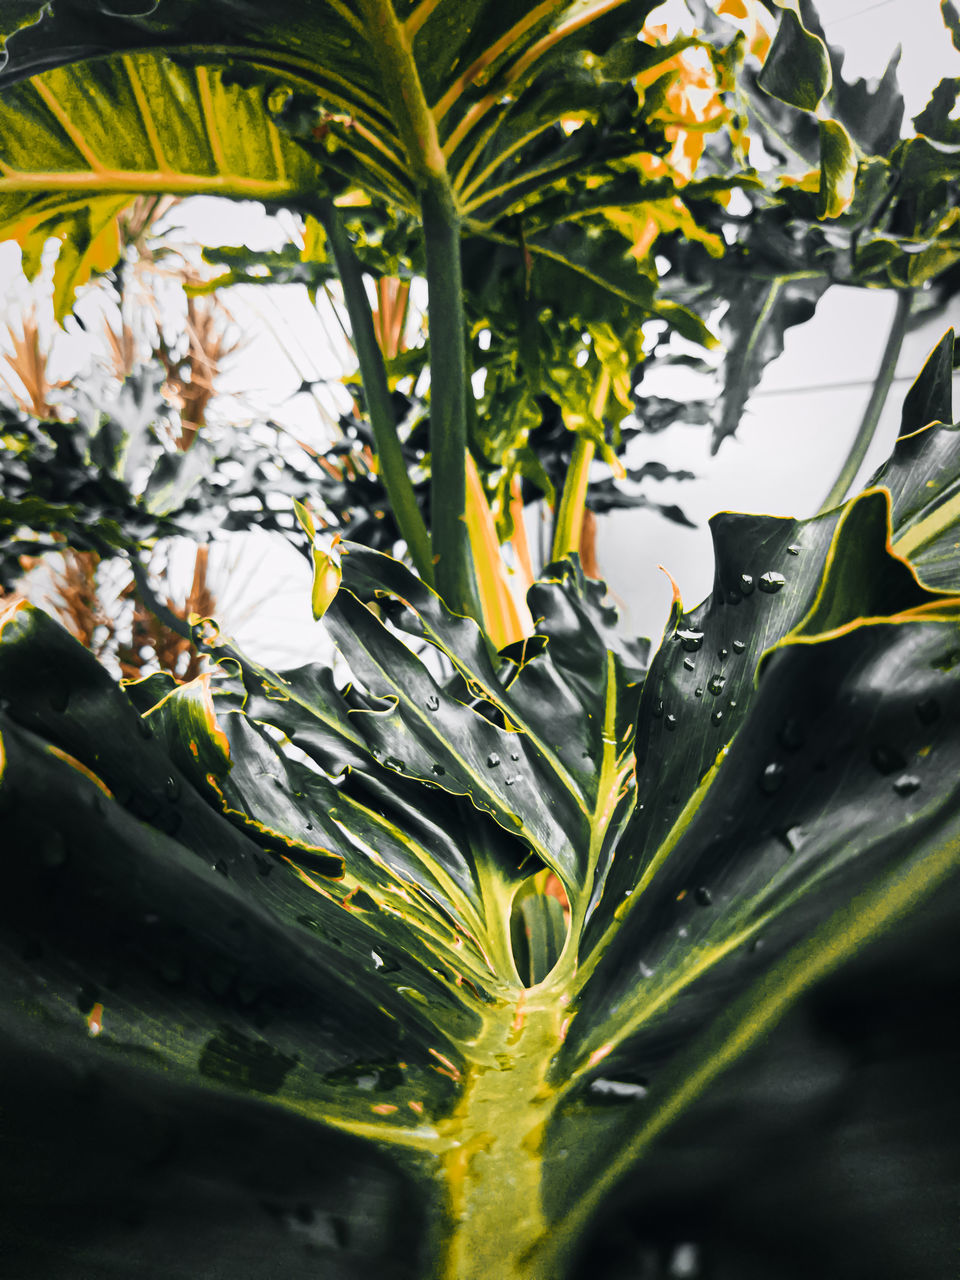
[
  {"xmin": 712, "ymin": 271, "xmax": 830, "ymax": 450},
  {"xmin": 5, "ymin": 402, "xmax": 960, "ymax": 1272}
]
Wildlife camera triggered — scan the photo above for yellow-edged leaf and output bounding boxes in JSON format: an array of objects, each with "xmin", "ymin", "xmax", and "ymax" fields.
[{"xmin": 0, "ymin": 52, "xmax": 326, "ymax": 318}]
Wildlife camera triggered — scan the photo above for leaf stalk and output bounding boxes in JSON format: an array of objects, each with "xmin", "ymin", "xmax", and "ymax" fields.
[
  {"xmin": 317, "ymin": 198, "xmax": 435, "ymax": 584},
  {"xmin": 422, "ymin": 179, "xmax": 483, "ymax": 618},
  {"xmin": 817, "ymin": 288, "xmax": 913, "ymax": 514},
  {"xmin": 551, "ymin": 369, "xmax": 610, "ymax": 561}
]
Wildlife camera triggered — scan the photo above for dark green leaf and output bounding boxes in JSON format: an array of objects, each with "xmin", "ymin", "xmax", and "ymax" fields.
[
  {"xmin": 712, "ymin": 271, "xmax": 829, "ymax": 450},
  {"xmin": 900, "ymin": 328, "xmax": 955, "ymax": 435},
  {"xmin": 757, "ymin": 4, "xmax": 830, "ymax": 112}
]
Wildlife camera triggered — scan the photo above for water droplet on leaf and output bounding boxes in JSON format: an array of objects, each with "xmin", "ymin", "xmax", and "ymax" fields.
[
  {"xmin": 739, "ymin": 573, "xmax": 754, "ymax": 595},
  {"xmin": 486, "ymin": 753, "xmax": 501, "ymax": 768},
  {"xmin": 198, "ymin": 1027, "xmax": 298, "ymax": 1094},
  {"xmin": 694, "ymin": 687, "xmax": 703, "ymax": 698},
  {"xmin": 893, "ymin": 774, "xmax": 921, "ymax": 797},
  {"xmin": 588, "ymin": 1077, "xmax": 649, "ymax": 1102},
  {"xmin": 776, "ymin": 825, "xmax": 803, "ymax": 853},
  {"xmin": 683, "ymin": 658, "xmax": 695, "ymax": 672},
  {"xmin": 383, "ymin": 757, "xmax": 404, "ymax": 772},
  {"xmin": 760, "ymin": 762, "xmax": 786, "ymax": 794},
  {"xmin": 426, "ymin": 694, "xmax": 440, "ymax": 712},
  {"xmin": 711, "ymin": 710, "xmax": 723, "ymax": 726},
  {"xmin": 758, "ymin": 571, "xmax": 786, "ymax": 594},
  {"xmin": 677, "ymin": 629, "xmax": 704, "ymax": 652},
  {"xmin": 430, "ymin": 763, "xmax": 445, "ymax": 776},
  {"xmin": 695, "ymin": 886, "xmax": 712, "ymax": 907},
  {"xmin": 665, "ymin": 714, "xmax": 677, "ymax": 731},
  {"xmin": 669, "ymin": 1242, "xmax": 700, "ymax": 1277},
  {"xmin": 707, "ymin": 674, "xmax": 725, "ymax": 696},
  {"xmin": 787, "ymin": 544, "xmax": 801, "ymax": 556},
  {"xmin": 732, "ymin": 639, "xmax": 746, "ymax": 654}
]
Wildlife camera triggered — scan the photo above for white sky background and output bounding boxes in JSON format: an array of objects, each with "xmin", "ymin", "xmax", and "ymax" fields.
[{"xmin": 0, "ymin": 0, "xmax": 958, "ymax": 661}]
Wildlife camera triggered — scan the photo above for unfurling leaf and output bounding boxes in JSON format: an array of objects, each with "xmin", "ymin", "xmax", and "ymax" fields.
[{"xmin": 294, "ymin": 498, "xmax": 343, "ymax": 621}]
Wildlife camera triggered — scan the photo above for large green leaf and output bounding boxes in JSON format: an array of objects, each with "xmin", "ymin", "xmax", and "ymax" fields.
[
  {"xmin": 0, "ymin": 51, "xmax": 325, "ymax": 316},
  {"xmin": 0, "ymin": 1, "xmax": 698, "ymax": 212},
  {"xmin": 4, "ymin": 336, "xmax": 960, "ymax": 1274},
  {"xmin": 0, "ymin": 0, "xmax": 754, "ymax": 342}
]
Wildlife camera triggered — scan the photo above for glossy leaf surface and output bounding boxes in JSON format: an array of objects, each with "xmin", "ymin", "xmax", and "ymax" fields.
[
  {"xmin": 0, "ymin": 52, "xmax": 324, "ymax": 316},
  {"xmin": 4, "ymin": 353, "xmax": 960, "ymax": 1272}
]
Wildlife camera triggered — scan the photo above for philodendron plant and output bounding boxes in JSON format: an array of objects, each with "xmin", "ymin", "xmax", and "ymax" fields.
[
  {"xmin": 2, "ymin": 1, "xmax": 960, "ymax": 1276},
  {"xmin": 0, "ymin": 0, "xmax": 895, "ymax": 629},
  {"xmin": 2, "ymin": 332, "xmax": 960, "ymax": 1278}
]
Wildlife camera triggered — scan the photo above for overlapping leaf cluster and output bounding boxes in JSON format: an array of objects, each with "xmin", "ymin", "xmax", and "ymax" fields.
[{"xmin": 669, "ymin": 0, "xmax": 960, "ymax": 448}]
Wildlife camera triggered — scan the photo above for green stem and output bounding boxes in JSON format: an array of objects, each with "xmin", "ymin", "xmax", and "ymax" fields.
[
  {"xmin": 551, "ymin": 434, "xmax": 596, "ymax": 562},
  {"xmin": 317, "ymin": 199, "xmax": 435, "ymax": 586},
  {"xmin": 421, "ymin": 180, "xmax": 482, "ymax": 619},
  {"xmin": 436, "ymin": 996, "xmax": 566, "ymax": 1280},
  {"xmin": 817, "ymin": 288, "xmax": 913, "ymax": 514}
]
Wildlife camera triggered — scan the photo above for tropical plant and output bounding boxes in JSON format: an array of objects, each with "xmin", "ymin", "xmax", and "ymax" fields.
[
  {"xmin": 1, "ymin": 2, "xmax": 959, "ymax": 1278},
  {"xmin": 3, "ymin": 331, "xmax": 960, "ymax": 1278},
  {"xmin": 0, "ymin": 0, "xmax": 847, "ymax": 627}
]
